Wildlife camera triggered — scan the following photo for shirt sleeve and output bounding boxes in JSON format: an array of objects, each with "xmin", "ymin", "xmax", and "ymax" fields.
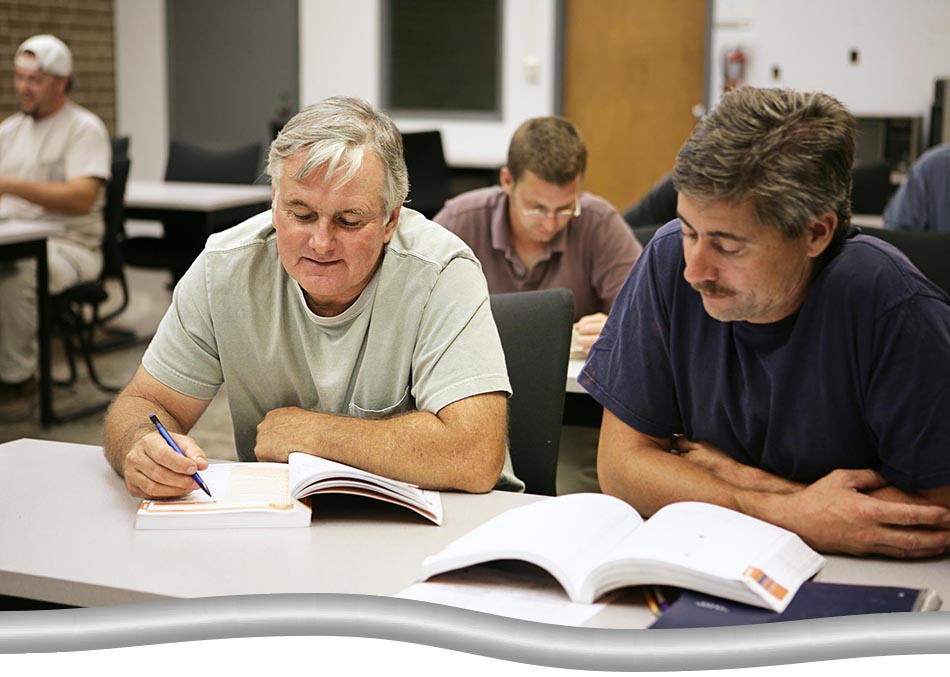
[
  {"xmin": 588, "ymin": 208, "xmax": 644, "ymax": 311},
  {"xmin": 883, "ymin": 174, "xmax": 927, "ymax": 231},
  {"xmin": 142, "ymin": 252, "xmax": 224, "ymax": 400},
  {"xmin": 867, "ymin": 294, "xmax": 950, "ymax": 490},
  {"xmin": 579, "ymin": 227, "xmax": 681, "ymax": 438},
  {"xmin": 64, "ymin": 114, "xmax": 111, "ymax": 182},
  {"xmin": 411, "ymin": 256, "xmax": 512, "ymax": 413}
]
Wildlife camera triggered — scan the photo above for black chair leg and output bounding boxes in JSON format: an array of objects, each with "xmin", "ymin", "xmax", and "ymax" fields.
[
  {"xmin": 92, "ymin": 325, "xmax": 143, "ymax": 352},
  {"xmin": 49, "ymin": 299, "xmax": 119, "ymax": 423},
  {"xmin": 78, "ymin": 321, "xmax": 120, "ymax": 394}
]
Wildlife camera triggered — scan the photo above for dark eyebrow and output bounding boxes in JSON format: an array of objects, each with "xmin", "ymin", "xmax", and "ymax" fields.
[
  {"xmin": 676, "ymin": 212, "xmax": 752, "ymax": 243},
  {"xmin": 527, "ymin": 197, "xmax": 576, "ymax": 211}
]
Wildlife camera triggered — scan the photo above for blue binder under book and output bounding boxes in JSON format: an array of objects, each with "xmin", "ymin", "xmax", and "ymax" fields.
[{"xmin": 649, "ymin": 581, "xmax": 941, "ymax": 629}]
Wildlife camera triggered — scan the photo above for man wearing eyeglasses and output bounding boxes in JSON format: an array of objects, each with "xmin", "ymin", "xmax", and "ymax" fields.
[{"xmin": 434, "ymin": 116, "xmax": 642, "ymax": 356}]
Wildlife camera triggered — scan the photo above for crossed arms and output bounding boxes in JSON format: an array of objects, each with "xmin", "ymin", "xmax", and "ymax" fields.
[
  {"xmin": 104, "ymin": 366, "xmax": 508, "ymax": 499},
  {"xmin": 0, "ymin": 176, "xmax": 102, "ymax": 214},
  {"xmin": 598, "ymin": 409, "xmax": 950, "ymax": 558}
]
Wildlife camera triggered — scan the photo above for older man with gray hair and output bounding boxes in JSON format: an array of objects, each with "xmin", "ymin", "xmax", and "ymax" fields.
[{"xmin": 105, "ymin": 96, "xmax": 521, "ymax": 497}]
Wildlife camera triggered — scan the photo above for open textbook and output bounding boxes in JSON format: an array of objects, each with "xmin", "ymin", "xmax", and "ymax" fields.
[
  {"xmin": 135, "ymin": 452, "xmax": 443, "ymax": 529},
  {"xmin": 418, "ymin": 493, "xmax": 823, "ymax": 612}
]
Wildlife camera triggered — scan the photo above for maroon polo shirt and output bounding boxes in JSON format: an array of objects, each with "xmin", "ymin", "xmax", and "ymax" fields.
[{"xmin": 434, "ymin": 186, "xmax": 642, "ymax": 320}]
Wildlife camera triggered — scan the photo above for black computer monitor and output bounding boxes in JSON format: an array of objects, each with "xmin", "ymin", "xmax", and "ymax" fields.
[{"xmin": 854, "ymin": 115, "xmax": 922, "ymax": 171}]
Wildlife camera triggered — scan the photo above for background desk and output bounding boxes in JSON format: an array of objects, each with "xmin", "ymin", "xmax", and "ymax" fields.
[
  {"xmin": 852, "ymin": 214, "xmax": 885, "ymax": 229},
  {"xmin": 0, "ymin": 222, "xmax": 64, "ymax": 427},
  {"xmin": 566, "ymin": 358, "xmax": 584, "ymax": 394},
  {"xmin": 2, "ymin": 438, "xmax": 948, "ymax": 631},
  {"xmin": 124, "ymin": 180, "xmax": 273, "ymax": 237}
]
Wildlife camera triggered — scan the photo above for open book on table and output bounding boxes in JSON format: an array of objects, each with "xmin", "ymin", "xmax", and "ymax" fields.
[
  {"xmin": 135, "ymin": 452, "xmax": 443, "ymax": 529},
  {"xmin": 418, "ymin": 493, "xmax": 823, "ymax": 612}
]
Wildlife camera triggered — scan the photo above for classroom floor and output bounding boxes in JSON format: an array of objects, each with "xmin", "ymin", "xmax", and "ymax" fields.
[
  {"xmin": 0, "ymin": 261, "xmax": 600, "ymax": 493},
  {"xmin": 0, "ymin": 266, "xmax": 238, "ymax": 459}
]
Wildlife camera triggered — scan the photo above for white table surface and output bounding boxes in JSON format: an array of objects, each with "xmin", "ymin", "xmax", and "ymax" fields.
[
  {"xmin": 0, "ymin": 220, "xmax": 65, "ymax": 244},
  {"xmin": 0, "ymin": 439, "xmax": 542, "ymax": 606},
  {"xmin": 2, "ymin": 438, "xmax": 948, "ymax": 630},
  {"xmin": 124, "ymin": 180, "xmax": 273, "ymax": 212},
  {"xmin": 852, "ymin": 213, "xmax": 885, "ymax": 229},
  {"xmin": 566, "ymin": 357, "xmax": 586, "ymax": 394}
]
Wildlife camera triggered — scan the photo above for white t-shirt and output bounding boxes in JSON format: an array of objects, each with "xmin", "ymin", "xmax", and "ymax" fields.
[
  {"xmin": 0, "ymin": 100, "xmax": 111, "ymax": 249},
  {"xmin": 143, "ymin": 208, "xmax": 523, "ymax": 490}
]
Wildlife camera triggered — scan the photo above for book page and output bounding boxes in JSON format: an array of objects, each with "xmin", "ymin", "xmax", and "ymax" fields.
[
  {"xmin": 288, "ymin": 452, "xmax": 443, "ymax": 524},
  {"xmin": 398, "ymin": 565, "xmax": 619, "ymax": 627},
  {"xmin": 139, "ymin": 464, "xmax": 294, "ymax": 513},
  {"xmin": 421, "ymin": 493, "xmax": 644, "ymax": 600},
  {"xmin": 605, "ymin": 502, "xmax": 823, "ymax": 611}
]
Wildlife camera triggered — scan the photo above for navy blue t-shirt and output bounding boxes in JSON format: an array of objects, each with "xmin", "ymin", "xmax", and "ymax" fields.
[{"xmin": 580, "ymin": 221, "xmax": 950, "ymax": 491}]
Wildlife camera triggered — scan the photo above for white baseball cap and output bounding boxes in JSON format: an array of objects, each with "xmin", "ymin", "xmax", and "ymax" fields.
[{"xmin": 15, "ymin": 34, "xmax": 73, "ymax": 77}]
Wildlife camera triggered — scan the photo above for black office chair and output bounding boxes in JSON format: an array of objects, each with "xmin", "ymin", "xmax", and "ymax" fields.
[
  {"xmin": 633, "ymin": 224, "xmax": 662, "ymax": 248},
  {"xmin": 861, "ymin": 226, "xmax": 950, "ymax": 295},
  {"xmin": 401, "ymin": 130, "xmax": 452, "ymax": 218},
  {"xmin": 111, "ymin": 135, "xmax": 129, "ymax": 160},
  {"xmin": 120, "ymin": 139, "xmax": 263, "ymax": 283},
  {"xmin": 623, "ymin": 173, "xmax": 678, "ymax": 229},
  {"xmin": 851, "ymin": 162, "xmax": 895, "ymax": 215},
  {"xmin": 490, "ymin": 289, "xmax": 574, "ymax": 496},
  {"xmin": 50, "ymin": 155, "xmax": 132, "ymax": 420}
]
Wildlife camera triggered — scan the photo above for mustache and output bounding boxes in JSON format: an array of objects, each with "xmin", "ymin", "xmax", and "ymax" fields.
[{"xmin": 691, "ymin": 281, "xmax": 735, "ymax": 296}]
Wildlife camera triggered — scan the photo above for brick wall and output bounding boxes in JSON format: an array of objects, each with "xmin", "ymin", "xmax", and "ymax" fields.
[{"xmin": 0, "ymin": 0, "xmax": 116, "ymax": 133}]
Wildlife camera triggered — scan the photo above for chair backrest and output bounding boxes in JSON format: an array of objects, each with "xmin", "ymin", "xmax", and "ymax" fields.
[
  {"xmin": 165, "ymin": 139, "xmax": 263, "ymax": 184},
  {"xmin": 623, "ymin": 173, "xmax": 677, "ymax": 228},
  {"xmin": 851, "ymin": 162, "xmax": 895, "ymax": 215},
  {"xmin": 102, "ymin": 156, "xmax": 131, "ymax": 276},
  {"xmin": 401, "ymin": 130, "xmax": 452, "ymax": 218},
  {"xmin": 111, "ymin": 136, "xmax": 130, "ymax": 160},
  {"xmin": 490, "ymin": 289, "xmax": 574, "ymax": 495},
  {"xmin": 633, "ymin": 224, "xmax": 662, "ymax": 248},
  {"xmin": 98, "ymin": 156, "xmax": 132, "ymax": 313},
  {"xmin": 861, "ymin": 226, "xmax": 950, "ymax": 295}
]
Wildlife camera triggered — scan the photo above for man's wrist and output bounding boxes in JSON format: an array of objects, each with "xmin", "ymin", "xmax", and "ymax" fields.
[{"xmin": 734, "ymin": 487, "xmax": 789, "ymax": 526}]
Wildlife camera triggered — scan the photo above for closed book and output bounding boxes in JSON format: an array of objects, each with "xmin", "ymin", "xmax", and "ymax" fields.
[{"xmin": 649, "ymin": 580, "xmax": 942, "ymax": 629}]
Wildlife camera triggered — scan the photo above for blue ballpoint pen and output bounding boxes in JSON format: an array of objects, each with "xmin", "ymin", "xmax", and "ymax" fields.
[{"xmin": 149, "ymin": 413, "xmax": 213, "ymax": 497}]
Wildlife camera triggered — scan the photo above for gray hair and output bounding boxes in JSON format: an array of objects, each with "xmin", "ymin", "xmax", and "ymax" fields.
[
  {"xmin": 267, "ymin": 96, "xmax": 409, "ymax": 214},
  {"xmin": 672, "ymin": 87, "xmax": 855, "ymax": 238}
]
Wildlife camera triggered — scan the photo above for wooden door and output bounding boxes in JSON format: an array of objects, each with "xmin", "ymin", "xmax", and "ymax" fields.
[{"xmin": 563, "ymin": 0, "xmax": 707, "ymax": 212}]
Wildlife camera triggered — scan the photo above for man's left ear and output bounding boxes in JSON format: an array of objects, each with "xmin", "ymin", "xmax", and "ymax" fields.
[
  {"xmin": 383, "ymin": 205, "xmax": 402, "ymax": 242},
  {"xmin": 806, "ymin": 211, "xmax": 837, "ymax": 258}
]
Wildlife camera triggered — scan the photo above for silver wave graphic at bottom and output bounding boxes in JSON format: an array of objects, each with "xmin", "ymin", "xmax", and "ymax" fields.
[{"xmin": 1, "ymin": 594, "xmax": 949, "ymax": 670}]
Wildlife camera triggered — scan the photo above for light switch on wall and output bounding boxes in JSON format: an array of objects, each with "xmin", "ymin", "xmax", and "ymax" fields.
[{"xmin": 524, "ymin": 55, "xmax": 541, "ymax": 84}]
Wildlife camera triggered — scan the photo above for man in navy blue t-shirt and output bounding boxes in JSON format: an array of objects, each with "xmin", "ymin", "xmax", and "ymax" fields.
[{"xmin": 580, "ymin": 87, "xmax": 950, "ymax": 558}]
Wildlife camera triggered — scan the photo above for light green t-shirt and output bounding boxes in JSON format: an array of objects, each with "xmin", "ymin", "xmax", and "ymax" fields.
[{"xmin": 143, "ymin": 208, "xmax": 523, "ymax": 491}]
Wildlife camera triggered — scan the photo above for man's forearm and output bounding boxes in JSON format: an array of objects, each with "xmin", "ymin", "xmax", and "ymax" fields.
[
  {"xmin": 254, "ymin": 394, "xmax": 508, "ymax": 493},
  {"xmin": 103, "ymin": 394, "xmax": 186, "ymax": 477},
  {"xmin": 600, "ymin": 442, "xmax": 753, "ymax": 517},
  {"xmin": 0, "ymin": 176, "xmax": 99, "ymax": 214}
]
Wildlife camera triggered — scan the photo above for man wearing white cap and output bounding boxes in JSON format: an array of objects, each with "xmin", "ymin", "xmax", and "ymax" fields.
[{"xmin": 0, "ymin": 34, "xmax": 111, "ymax": 420}]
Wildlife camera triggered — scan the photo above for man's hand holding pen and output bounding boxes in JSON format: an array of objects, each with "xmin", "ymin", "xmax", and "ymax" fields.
[{"xmin": 121, "ymin": 416, "xmax": 211, "ymax": 499}]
